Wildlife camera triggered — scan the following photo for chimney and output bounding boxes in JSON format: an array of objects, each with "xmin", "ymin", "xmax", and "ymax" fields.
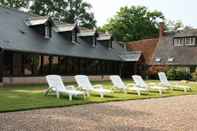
[{"xmin": 159, "ymin": 22, "xmax": 165, "ymax": 37}]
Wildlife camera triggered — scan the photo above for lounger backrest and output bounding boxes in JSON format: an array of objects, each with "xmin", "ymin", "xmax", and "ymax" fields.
[
  {"xmin": 132, "ymin": 75, "xmax": 148, "ymax": 88},
  {"xmin": 110, "ymin": 75, "xmax": 126, "ymax": 89},
  {"xmin": 46, "ymin": 75, "xmax": 66, "ymax": 92},
  {"xmin": 74, "ymin": 75, "xmax": 93, "ymax": 90},
  {"xmin": 158, "ymin": 72, "xmax": 170, "ymax": 86}
]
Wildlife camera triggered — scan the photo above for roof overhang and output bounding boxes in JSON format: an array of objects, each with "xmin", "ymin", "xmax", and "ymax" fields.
[
  {"xmin": 54, "ymin": 23, "xmax": 79, "ymax": 33},
  {"xmin": 119, "ymin": 51, "xmax": 142, "ymax": 62},
  {"xmin": 97, "ymin": 34, "xmax": 112, "ymax": 41},
  {"xmin": 78, "ymin": 28, "xmax": 98, "ymax": 37},
  {"xmin": 24, "ymin": 16, "xmax": 54, "ymax": 26}
]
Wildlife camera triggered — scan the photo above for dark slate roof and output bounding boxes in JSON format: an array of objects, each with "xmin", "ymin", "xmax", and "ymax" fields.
[
  {"xmin": 152, "ymin": 30, "xmax": 197, "ymax": 65},
  {"xmin": 0, "ymin": 7, "xmax": 140, "ymax": 62}
]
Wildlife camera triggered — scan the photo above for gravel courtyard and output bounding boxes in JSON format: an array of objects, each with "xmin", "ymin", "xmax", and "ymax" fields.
[{"xmin": 1, "ymin": 95, "xmax": 197, "ymax": 131}]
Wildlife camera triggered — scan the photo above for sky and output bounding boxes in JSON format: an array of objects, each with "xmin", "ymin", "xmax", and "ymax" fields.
[{"xmin": 85, "ymin": 0, "xmax": 196, "ymax": 27}]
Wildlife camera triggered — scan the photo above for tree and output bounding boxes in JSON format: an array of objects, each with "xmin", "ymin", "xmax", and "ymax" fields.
[
  {"xmin": 30, "ymin": 0, "xmax": 96, "ymax": 28},
  {"xmin": 165, "ymin": 20, "xmax": 184, "ymax": 32},
  {"xmin": 101, "ymin": 6, "xmax": 164, "ymax": 42},
  {"xmin": 0, "ymin": 0, "xmax": 28, "ymax": 8}
]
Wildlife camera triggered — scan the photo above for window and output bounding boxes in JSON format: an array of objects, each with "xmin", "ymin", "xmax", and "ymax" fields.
[
  {"xmin": 174, "ymin": 39, "xmax": 183, "ymax": 46},
  {"xmin": 45, "ymin": 25, "xmax": 51, "ymax": 39},
  {"xmin": 168, "ymin": 57, "xmax": 174, "ymax": 62},
  {"xmin": 174, "ymin": 37, "xmax": 196, "ymax": 47},
  {"xmin": 72, "ymin": 31, "xmax": 78, "ymax": 44},
  {"xmin": 185, "ymin": 37, "xmax": 195, "ymax": 46},
  {"xmin": 109, "ymin": 40, "xmax": 112, "ymax": 49},
  {"xmin": 93, "ymin": 37, "xmax": 96, "ymax": 47},
  {"xmin": 155, "ymin": 58, "xmax": 161, "ymax": 62}
]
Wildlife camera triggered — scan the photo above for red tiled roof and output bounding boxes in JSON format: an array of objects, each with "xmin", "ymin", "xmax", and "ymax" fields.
[{"xmin": 127, "ymin": 38, "xmax": 158, "ymax": 65}]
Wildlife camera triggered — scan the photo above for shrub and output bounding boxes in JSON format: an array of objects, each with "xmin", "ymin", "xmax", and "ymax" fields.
[
  {"xmin": 147, "ymin": 65, "xmax": 168, "ymax": 79},
  {"xmin": 166, "ymin": 67, "xmax": 176, "ymax": 80},
  {"xmin": 166, "ymin": 67, "xmax": 192, "ymax": 80},
  {"xmin": 192, "ymin": 72, "xmax": 197, "ymax": 81}
]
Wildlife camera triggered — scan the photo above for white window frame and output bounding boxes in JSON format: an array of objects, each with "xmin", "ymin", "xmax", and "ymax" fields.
[
  {"xmin": 155, "ymin": 58, "xmax": 161, "ymax": 62},
  {"xmin": 185, "ymin": 37, "xmax": 196, "ymax": 46},
  {"xmin": 72, "ymin": 31, "xmax": 78, "ymax": 44},
  {"xmin": 92, "ymin": 37, "xmax": 96, "ymax": 47},
  {"xmin": 45, "ymin": 25, "xmax": 50, "ymax": 39},
  {"xmin": 168, "ymin": 57, "xmax": 174, "ymax": 62},
  {"xmin": 174, "ymin": 38, "xmax": 183, "ymax": 47}
]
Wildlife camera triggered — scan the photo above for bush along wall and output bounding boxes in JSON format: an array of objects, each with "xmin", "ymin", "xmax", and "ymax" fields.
[
  {"xmin": 166, "ymin": 67, "xmax": 192, "ymax": 80},
  {"xmin": 192, "ymin": 72, "xmax": 197, "ymax": 81}
]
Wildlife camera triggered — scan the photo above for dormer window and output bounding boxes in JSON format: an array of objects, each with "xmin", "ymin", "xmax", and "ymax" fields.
[
  {"xmin": 25, "ymin": 16, "xmax": 53, "ymax": 39},
  {"xmin": 72, "ymin": 30, "xmax": 78, "ymax": 43},
  {"xmin": 97, "ymin": 33, "xmax": 113, "ymax": 49},
  {"xmin": 45, "ymin": 24, "xmax": 51, "ymax": 39},
  {"xmin": 185, "ymin": 37, "xmax": 195, "ymax": 46},
  {"xmin": 155, "ymin": 58, "xmax": 161, "ymax": 62},
  {"xmin": 78, "ymin": 28, "xmax": 98, "ymax": 47},
  {"xmin": 93, "ymin": 37, "xmax": 96, "ymax": 47},
  {"xmin": 168, "ymin": 57, "xmax": 174, "ymax": 62},
  {"xmin": 54, "ymin": 23, "xmax": 79, "ymax": 44},
  {"xmin": 174, "ymin": 37, "xmax": 196, "ymax": 47}
]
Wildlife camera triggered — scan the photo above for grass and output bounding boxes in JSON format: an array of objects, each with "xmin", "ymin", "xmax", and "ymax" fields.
[{"xmin": 0, "ymin": 80, "xmax": 197, "ymax": 113}]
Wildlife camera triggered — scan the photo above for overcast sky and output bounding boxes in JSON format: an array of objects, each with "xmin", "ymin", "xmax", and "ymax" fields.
[{"xmin": 85, "ymin": 0, "xmax": 196, "ymax": 27}]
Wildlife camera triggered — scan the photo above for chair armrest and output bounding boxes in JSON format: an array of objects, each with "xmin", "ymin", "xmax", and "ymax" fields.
[
  {"xmin": 93, "ymin": 84, "xmax": 104, "ymax": 89},
  {"xmin": 66, "ymin": 85, "xmax": 76, "ymax": 90},
  {"xmin": 148, "ymin": 82, "xmax": 157, "ymax": 86},
  {"xmin": 127, "ymin": 83, "xmax": 134, "ymax": 87},
  {"xmin": 76, "ymin": 85, "xmax": 86, "ymax": 91}
]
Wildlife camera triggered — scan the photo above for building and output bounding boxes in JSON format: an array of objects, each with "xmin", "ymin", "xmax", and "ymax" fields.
[
  {"xmin": 0, "ymin": 7, "xmax": 143, "ymax": 85},
  {"xmin": 152, "ymin": 23, "xmax": 197, "ymax": 73},
  {"xmin": 127, "ymin": 38, "xmax": 158, "ymax": 65},
  {"xmin": 127, "ymin": 38, "xmax": 158, "ymax": 75}
]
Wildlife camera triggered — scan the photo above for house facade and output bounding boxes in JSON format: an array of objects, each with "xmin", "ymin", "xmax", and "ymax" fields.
[
  {"xmin": 128, "ymin": 23, "xmax": 197, "ymax": 78},
  {"xmin": 127, "ymin": 38, "xmax": 158, "ymax": 77},
  {"xmin": 151, "ymin": 23, "xmax": 197, "ymax": 74},
  {"xmin": 0, "ymin": 7, "xmax": 144, "ymax": 85},
  {"xmin": 153, "ymin": 25, "xmax": 197, "ymax": 65}
]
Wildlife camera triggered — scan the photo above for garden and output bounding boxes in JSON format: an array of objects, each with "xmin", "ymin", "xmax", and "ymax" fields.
[{"xmin": 0, "ymin": 80, "xmax": 196, "ymax": 113}]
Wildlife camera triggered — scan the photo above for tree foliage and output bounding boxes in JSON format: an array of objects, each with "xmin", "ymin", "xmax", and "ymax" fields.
[
  {"xmin": 101, "ymin": 6, "xmax": 165, "ymax": 42},
  {"xmin": 165, "ymin": 20, "xmax": 184, "ymax": 32},
  {"xmin": 0, "ymin": 0, "xmax": 96, "ymax": 28},
  {"xmin": 0, "ymin": 0, "xmax": 28, "ymax": 8},
  {"xmin": 30, "ymin": 0, "xmax": 96, "ymax": 28}
]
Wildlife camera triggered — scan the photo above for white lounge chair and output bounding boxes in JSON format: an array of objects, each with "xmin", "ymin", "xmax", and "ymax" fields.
[
  {"xmin": 158, "ymin": 72, "xmax": 191, "ymax": 92},
  {"xmin": 110, "ymin": 75, "xmax": 147, "ymax": 95},
  {"xmin": 45, "ymin": 75, "xmax": 85, "ymax": 101},
  {"xmin": 74, "ymin": 75, "xmax": 112, "ymax": 98},
  {"xmin": 132, "ymin": 75, "xmax": 168, "ymax": 96}
]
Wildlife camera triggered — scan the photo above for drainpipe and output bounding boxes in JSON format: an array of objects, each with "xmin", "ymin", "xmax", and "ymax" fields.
[{"xmin": 0, "ymin": 48, "xmax": 4, "ymax": 86}]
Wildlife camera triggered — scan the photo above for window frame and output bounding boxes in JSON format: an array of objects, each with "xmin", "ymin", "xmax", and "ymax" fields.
[
  {"xmin": 72, "ymin": 30, "xmax": 78, "ymax": 44},
  {"xmin": 173, "ymin": 37, "xmax": 196, "ymax": 47},
  {"xmin": 44, "ymin": 24, "xmax": 51, "ymax": 39}
]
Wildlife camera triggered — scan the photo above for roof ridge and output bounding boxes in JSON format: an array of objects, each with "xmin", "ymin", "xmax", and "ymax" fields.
[{"xmin": 128, "ymin": 38, "xmax": 158, "ymax": 44}]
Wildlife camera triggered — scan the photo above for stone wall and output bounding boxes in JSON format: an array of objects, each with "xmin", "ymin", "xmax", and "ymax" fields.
[{"xmin": 2, "ymin": 75, "xmax": 110, "ymax": 85}]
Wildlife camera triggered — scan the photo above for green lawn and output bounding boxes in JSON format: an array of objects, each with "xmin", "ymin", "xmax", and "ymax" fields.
[{"xmin": 0, "ymin": 80, "xmax": 197, "ymax": 113}]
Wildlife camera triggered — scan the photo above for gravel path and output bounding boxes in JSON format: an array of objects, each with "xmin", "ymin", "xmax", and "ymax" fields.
[{"xmin": 1, "ymin": 95, "xmax": 197, "ymax": 131}]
